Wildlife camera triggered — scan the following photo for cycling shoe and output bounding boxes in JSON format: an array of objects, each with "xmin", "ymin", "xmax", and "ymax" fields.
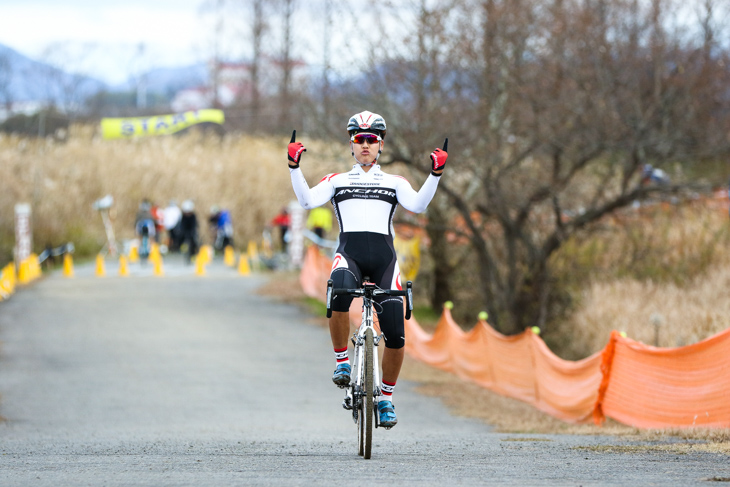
[
  {"xmin": 377, "ymin": 400, "xmax": 397, "ymax": 428},
  {"xmin": 332, "ymin": 363, "xmax": 351, "ymax": 388}
]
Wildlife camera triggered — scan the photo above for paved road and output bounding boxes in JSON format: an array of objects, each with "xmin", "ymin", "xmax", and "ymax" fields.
[{"xmin": 1, "ymin": 257, "xmax": 728, "ymax": 486}]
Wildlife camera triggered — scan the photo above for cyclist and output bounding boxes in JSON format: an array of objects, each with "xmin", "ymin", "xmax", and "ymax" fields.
[
  {"xmin": 288, "ymin": 111, "xmax": 447, "ymax": 428},
  {"xmin": 208, "ymin": 206, "xmax": 235, "ymax": 251},
  {"xmin": 134, "ymin": 199, "xmax": 156, "ymax": 259}
]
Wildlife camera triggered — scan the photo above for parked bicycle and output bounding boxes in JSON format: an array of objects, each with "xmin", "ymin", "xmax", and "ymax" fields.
[{"xmin": 326, "ymin": 277, "xmax": 413, "ymax": 459}]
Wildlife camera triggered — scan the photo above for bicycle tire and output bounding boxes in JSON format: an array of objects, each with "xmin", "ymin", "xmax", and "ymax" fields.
[
  {"xmin": 363, "ymin": 327, "xmax": 374, "ymax": 459},
  {"xmin": 357, "ymin": 394, "xmax": 364, "ymax": 456}
]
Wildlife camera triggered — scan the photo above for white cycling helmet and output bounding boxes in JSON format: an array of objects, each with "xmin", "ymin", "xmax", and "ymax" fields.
[
  {"xmin": 181, "ymin": 200, "xmax": 195, "ymax": 212},
  {"xmin": 347, "ymin": 111, "xmax": 387, "ymax": 139}
]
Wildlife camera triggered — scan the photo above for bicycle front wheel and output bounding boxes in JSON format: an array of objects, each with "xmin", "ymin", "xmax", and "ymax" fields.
[{"xmin": 362, "ymin": 327, "xmax": 374, "ymax": 459}]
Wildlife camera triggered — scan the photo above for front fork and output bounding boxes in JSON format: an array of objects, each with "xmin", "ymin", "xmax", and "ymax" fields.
[{"xmin": 343, "ymin": 330, "xmax": 382, "ymax": 428}]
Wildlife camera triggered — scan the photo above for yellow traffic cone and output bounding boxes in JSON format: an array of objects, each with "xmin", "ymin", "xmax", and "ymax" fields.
[
  {"xmin": 129, "ymin": 245, "xmax": 139, "ymax": 263},
  {"xmin": 63, "ymin": 253, "xmax": 74, "ymax": 278},
  {"xmin": 29, "ymin": 254, "xmax": 41, "ymax": 280},
  {"xmin": 150, "ymin": 243, "xmax": 161, "ymax": 263},
  {"xmin": 95, "ymin": 254, "xmax": 106, "ymax": 277},
  {"xmin": 200, "ymin": 245, "xmax": 213, "ymax": 264},
  {"xmin": 153, "ymin": 255, "xmax": 164, "ymax": 276},
  {"xmin": 195, "ymin": 253, "xmax": 206, "ymax": 276},
  {"xmin": 0, "ymin": 264, "xmax": 14, "ymax": 298},
  {"xmin": 5, "ymin": 263, "xmax": 16, "ymax": 292},
  {"xmin": 238, "ymin": 255, "xmax": 250, "ymax": 276},
  {"xmin": 119, "ymin": 255, "xmax": 129, "ymax": 276},
  {"xmin": 18, "ymin": 259, "xmax": 30, "ymax": 284},
  {"xmin": 224, "ymin": 245, "xmax": 235, "ymax": 266}
]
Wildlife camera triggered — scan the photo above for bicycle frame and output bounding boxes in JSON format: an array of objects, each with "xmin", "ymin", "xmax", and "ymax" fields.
[
  {"xmin": 348, "ymin": 287, "xmax": 382, "ymax": 426},
  {"xmin": 325, "ymin": 278, "xmax": 413, "ymax": 458}
]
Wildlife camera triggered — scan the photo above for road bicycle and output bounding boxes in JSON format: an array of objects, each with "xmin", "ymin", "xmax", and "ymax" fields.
[{"xmin": 326, "ymin": 277, "xmax": 413, "ymax": 459}]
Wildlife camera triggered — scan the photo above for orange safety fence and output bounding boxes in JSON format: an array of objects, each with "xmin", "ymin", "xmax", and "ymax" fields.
[
  {"xmin": 597, "ymin": 330, "xmax": 730, "ymax": 428},
  {"xmin": 299, "ymin": 245, "xmax": 730, "ymax": 428}
]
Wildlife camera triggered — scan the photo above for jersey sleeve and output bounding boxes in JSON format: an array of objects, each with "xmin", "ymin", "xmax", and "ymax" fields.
[
  {"xmin": 395, "ymin": 174, "xmax": 441, "ymax": 214},
  {"xmin": 290, "ymin": 167, "xmax": 335, "ymax": 209}
]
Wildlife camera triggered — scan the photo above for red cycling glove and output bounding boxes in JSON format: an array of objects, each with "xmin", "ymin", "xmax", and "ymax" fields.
[
  {"xmin": 288, "ymin": 130, "xmax": 306, "ymax": 168},
  {"xmin": 288, "ymin": 142, "xmax": 306, "ymax": 167},
  {"xmin": 430, "ymin": 148, "xmax": 448, "ymax": 175}
]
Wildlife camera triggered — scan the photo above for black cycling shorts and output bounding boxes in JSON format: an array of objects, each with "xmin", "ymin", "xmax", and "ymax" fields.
[{"xmin": 329, "ymin": 232, "xmax": 405, "ymax": 349}]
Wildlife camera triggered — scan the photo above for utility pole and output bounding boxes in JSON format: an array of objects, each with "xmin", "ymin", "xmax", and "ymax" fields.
[
  {"xmin": 136, "ymin": 43, "xmax": 147, "ymax": 110},
  {"xmin": 251, "ymin": 0, "xmax": 264, "ymax": 129},
  {"xmin": 278, "ymin": 0, "xmax": 294, "ymax": 131},
  {"xmin": 322, "ymin": 0, "xmax": 331, "ymax": 128},
  {"xmin": 211, "ymin": 0, "xmax": 224, "ymax": 108}
]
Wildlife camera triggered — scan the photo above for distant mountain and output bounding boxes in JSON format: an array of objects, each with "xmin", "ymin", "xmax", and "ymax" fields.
[
  {"xmin": 0, "ymin": 43, "xmax": 209, "ymax": 111},
  {"xmin": 0, "ymin": 43, "xmax": 107, "ymax": 105},
  {"xmin": 113, "ymin": 64, "xmax": 209, "ymax": 98}
]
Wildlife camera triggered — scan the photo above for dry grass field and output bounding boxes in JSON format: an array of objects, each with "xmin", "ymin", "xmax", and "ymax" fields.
[
  {"xmin": 0, "ymin": 126, "xmax": 347, "ymax": 262},
  {"xmin": 550, "ymin": 204, "xmax": 730, "ymax": 359}
]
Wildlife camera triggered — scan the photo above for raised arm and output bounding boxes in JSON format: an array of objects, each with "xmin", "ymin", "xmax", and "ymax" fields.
[
  {"xmin": 290, "ymin": 169, "xmax": 335, "ymax": 209},
  {"xmin": 396, "ymin": 139, "xmax": 448, "ymax": 213},
  {"xmin": 395, "ymin": 174, "xmax": 441, "ymax": 213},
  {"xmin": 288, "ymin": 130, "xmax": 334, "ymax": 209}
]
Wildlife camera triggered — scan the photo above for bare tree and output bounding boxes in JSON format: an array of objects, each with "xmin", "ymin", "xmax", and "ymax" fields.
[
  {"xmin": 277, "ymin": 0, "xmax": 295, "ymax": 131},
  {"xmin": 321, "ymin": 0, "xmax": 333, "ymax": 129},
  {"xmin": 351, "ymin": 0, "xmax": 730, "ymax": 333},
  {"xmin": 251, "ymin": 0, "xmax": 266, "ymax": 128},
  {"xmin": 40, "ymin": 41, "xmax": 100, "ymax": 119}
]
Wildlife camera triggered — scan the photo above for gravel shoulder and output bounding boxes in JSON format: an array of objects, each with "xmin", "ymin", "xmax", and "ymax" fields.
[{"xmin": 0, "ymin": 260, "xmax": 728, "ymax": 486}]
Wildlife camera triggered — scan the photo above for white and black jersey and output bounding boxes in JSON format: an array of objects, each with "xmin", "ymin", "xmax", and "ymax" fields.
[
  {"xmin": 290, "ymin": 163, "xmax": 440, "ymax": 237},
  {"xmin": 290, "ymin": 163, "xmax": 441, "ymax": 349}
]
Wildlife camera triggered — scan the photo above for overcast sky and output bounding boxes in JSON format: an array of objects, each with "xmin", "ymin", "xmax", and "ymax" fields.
[
  {"xmin": 0, "ymin": 0, "xmax": 397, "ymax": 86},
  {"xmin": 1, "ymin": 0, "xmax": 727, "ymax": 87},
  {"xmin": 0, "ymin": 0, "xmax": 210, "ymax": 84}
]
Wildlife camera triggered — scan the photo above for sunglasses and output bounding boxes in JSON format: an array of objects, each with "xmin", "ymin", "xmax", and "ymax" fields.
[{"xmin": 351, "ymin": 133, "xmax": 382, "ymax": 144}]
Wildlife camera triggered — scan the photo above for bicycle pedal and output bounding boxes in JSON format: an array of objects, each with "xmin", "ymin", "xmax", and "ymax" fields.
[{"xmin": 342, "ymin": 397, "xmax": 352, "ymax": 410}]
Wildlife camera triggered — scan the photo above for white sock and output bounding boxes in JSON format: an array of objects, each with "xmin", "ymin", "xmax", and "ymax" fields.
[
  {"xmin": 380, "ymin": 380, "xmax": 396, "ymax": 403},
  {"xmin": 334, "ymin": 347, "xmax": 349, "ymax": 367}
]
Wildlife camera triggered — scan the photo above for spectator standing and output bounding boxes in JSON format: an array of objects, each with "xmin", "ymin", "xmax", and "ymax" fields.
[
  {"xmin": 180, "ymin": 200, "xmax": 199, "ymax": 263},
  {"xmin": 269, "ymin": 208, "xmax": 291, "ymax": 252},
  {"xmin": 208, "ymin": 205, "xmax": 235, "ymax": 251},
  {"xmin": 150, "ymin": 202, "xmax": 165, "ymax": 243},
  {"xmin": 306, "ymin": 206, "xmax": 332, "ymax": 242},
  {"xmin": 163, "ymin": 200, "xmax": 183, "ymax": 252}
]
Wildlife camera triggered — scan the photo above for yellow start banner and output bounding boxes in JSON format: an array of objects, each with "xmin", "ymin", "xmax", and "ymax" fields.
[{"xmin": 100, "ymin": 109, "xmax": 225, "ymax": 139}]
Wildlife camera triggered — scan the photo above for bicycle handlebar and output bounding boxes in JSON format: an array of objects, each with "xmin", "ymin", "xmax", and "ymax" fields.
[
  {"xmin": 326, "ymin": 280, "xmax": 413, "ymax": 320},
  {"xmin": 332, "ymin": 288, "xmax": 408, "ymax": 297}
]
